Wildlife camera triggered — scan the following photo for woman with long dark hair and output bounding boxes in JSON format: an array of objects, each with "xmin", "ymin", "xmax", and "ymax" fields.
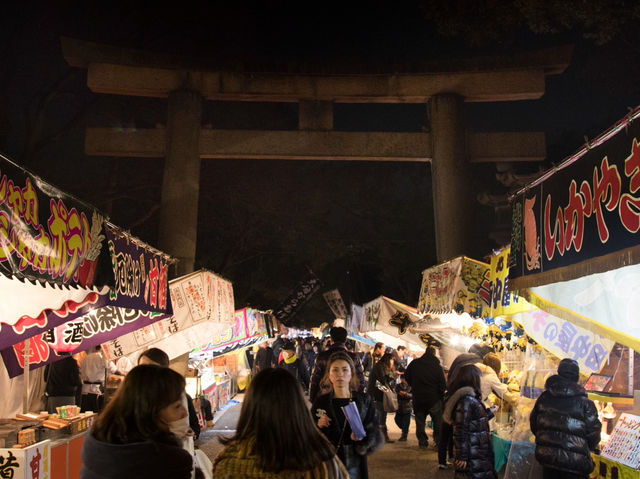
[
  {"xmin": 312, "ymin": 352, "xmax": 382, "ymax": 479},
  {"xmin": 442, "ymin": 364, "xmax": 497, "ymax": 479},
  {"xmin": 366, "ymin": 352, "xmax": 396, "ymax": 442},
  {"xmin": 212, "ymin": 368, "xmax": 348, "ymax": 479},
  {"xmin": 81, "ymin": 364, "xmax": 193, "ymax": 479}
]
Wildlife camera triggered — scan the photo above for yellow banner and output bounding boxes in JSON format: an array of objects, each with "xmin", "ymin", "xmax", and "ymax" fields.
[{"xmin": 489, "ymin": 247, "xmax": 534, "ymax": 317}]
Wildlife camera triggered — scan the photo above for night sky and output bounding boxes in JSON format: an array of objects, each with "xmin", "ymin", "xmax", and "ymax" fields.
[{"xmin": 2, "ymin": 2, "xmax": 639, "ymax": 326}]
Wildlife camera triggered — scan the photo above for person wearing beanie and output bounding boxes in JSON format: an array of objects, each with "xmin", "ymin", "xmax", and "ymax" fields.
[
  {"xmin": 278, "ymin": 340, "xmax": 310, "ymax": 390},
  {"xmin": 530, "ymin": 358, "xmax": 601, "ymax": 479},
  {"xmin": 308, "ymin": 327, "xmax": 365, "ymax": 402}
]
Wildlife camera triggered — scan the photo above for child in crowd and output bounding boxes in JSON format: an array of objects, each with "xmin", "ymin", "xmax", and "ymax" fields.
[{"xmin": 394, "ymin": 367, "xmax": 412, "ymax": 441}]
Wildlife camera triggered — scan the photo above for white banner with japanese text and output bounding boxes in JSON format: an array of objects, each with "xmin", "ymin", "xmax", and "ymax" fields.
[{"xmin": 513, "ymin": 309, "xmax": 615, "ymax": 375}]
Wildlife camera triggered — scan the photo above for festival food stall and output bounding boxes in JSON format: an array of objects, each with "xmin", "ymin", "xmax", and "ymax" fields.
[
  {"xmin": 188, "ymin": 307, "xmax": 271, "ymax": 414},
  {"xmin": 460, "ymin": 243, "xmax": 627, "ymax": 475},
  {"xmin": 506, "ymin": 106, "xmax": 640, "ymax": 478},
  {"xmin": 0, "ymin": 154, "xmax": 174, "ymax": 479},
  {"xmin": 415, "ymin": 256, "xmax": 496, "ymax": 365}
]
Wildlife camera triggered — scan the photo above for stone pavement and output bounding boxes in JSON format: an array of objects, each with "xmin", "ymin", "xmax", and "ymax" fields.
[{"xmin": 196, "ymin": 394, "xmax": 454, "ymax": 478}]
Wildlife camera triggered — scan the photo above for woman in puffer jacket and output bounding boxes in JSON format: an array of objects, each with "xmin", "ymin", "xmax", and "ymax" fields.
[
  {"xmin": 442, "ymin": 364, "xmax": 497, "ymax": 479},
  {"xmin": 529, "ymin": 358, "xmax": 600, "ymax": 479}
]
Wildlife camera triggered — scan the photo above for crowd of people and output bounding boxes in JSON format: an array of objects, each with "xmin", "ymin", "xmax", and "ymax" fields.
[
  {"xmin": 64, "ymin": 326, "xmax": 602, "ymax": 479},
  {"xmin": 245, "ymin": 327, "xmax": 601, "ymax": 479}
]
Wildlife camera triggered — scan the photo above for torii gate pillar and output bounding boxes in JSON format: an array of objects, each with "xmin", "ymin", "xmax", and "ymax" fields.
[
  {"xmin": 430, "ymin": 94, "xmax": 470, "ymax": 262},
  {"xmin": 158, "ymin": 89, "xmax": 203, "ymax": 276}
]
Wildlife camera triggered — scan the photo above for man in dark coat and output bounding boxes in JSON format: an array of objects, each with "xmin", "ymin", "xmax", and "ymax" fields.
[
  {"xmin": 44, "ymin": 353, "xmax": 83, "ymax": 413},
  {"xmin": 405, "ymin": 346, "xmax": 446, "ymax": 448},
  {"xmin": 308, "ymin": 327, "xmax": 365, "ymax": 402},
  {"xmin": 530, "ymin": 358, "xmax": 601, "ymax": 479},
  {"xmin": 361, "ymin": 342, "xmax": 385, "ymax": 377},
  {"xmin": 253, "ymin": 341, "xmax": 274, "ymax": 373}
]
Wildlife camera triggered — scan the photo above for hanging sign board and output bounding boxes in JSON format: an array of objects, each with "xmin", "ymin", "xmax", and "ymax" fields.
[
  {"xmin": 0, "ymin": 225, "xmax": 173, "ymax": 352},
  {"xmin": 323, "ymin": 289, "xmax": 348, "ymax": 319},
  {"xmin": 104, "ymin": 224, "xmax": 172, "ymax": 314},
  {"xmin": 417, "ymin": 257, "xmax": 492, "ymax": 318},
  {"xmin": 101, "ymin": 270, "xmax": 235, "ymax": 361},
  {"xmin": 510, "ymin": 108, "xmax": 640, "ymax": 290},
  {"xmin": 0, "ymin": 154, "xmax": 108, "ymax": 288},
  {"xmin": 488, "ymin": 247, "xmax": 534, "ymax": 317},
  {"xmin": 273, "ymin": 271, "xmax": 322, "ymax": 325}
]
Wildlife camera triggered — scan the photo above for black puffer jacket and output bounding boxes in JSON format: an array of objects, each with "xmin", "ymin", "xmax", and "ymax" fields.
[
  {"xmin": 443, "ymin": 387, "xmax": 497, "ymax": 479},
  {"xmin": 404, "ymin": 353, "xmax": 446, "ymax": 410},
  {"xmin": 529, "ymin": 375, "xmax": 601, "ymax": 475}
]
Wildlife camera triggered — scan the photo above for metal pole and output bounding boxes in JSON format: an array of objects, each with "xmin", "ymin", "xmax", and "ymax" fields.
[
  {"xmin": 23, "ymin": 338, "xmax": 30, "ymax": 413},
  {"xmin": 628, "ymin": 347, "xmax": 634, "ymax": 397}
]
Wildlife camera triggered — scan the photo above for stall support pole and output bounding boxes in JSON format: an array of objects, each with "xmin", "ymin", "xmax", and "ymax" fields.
[
  {"xmin": 23, "ymin": 338, "xmax": 30, "ymax": 413},
  {"xmin": 629, "ymin": 347, "xmax": 634, "ymax": 397}
]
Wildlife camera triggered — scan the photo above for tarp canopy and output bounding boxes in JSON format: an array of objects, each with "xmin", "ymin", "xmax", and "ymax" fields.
[
  {"xmin": 520, "ymin": 262, "xmax": 640, "ymax": 352},
  {"xmin": 102, "ymin": 269, "xmax": 235, "ymax": 362},
  {"xmin": 0, "ymin": 275, "xmax": 108, "ymax": 350},
  {"xmin": 417, "ymin": 256, "xmax": 492, "ymax": 318},
  {"xmin": 1, "ymin": 299, "xmax": 170, "ymax": 377},
  {"xmin": 509, "ymin": 106, "xmax": 640, "ymax": 290},
  {"xmin": 361, "ymin": 296, "xmax": 457, "ymax": 348}
]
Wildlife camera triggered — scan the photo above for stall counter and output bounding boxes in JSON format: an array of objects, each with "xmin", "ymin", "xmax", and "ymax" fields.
[{"xmin": 0, "ymin": 432, "xmax": 87, "ymax": 479}]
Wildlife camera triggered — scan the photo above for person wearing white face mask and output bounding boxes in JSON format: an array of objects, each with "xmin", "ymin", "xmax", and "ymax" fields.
[
  {"xmin": 81, "ymin": 365, "xmax": 194, "ymax": 479},
  {"xmin": 137, "ymin": 348, "xmax": 212, "ymax": 479}
]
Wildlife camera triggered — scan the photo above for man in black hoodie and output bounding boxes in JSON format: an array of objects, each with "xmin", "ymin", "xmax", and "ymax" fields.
[
  {"xmin": 405, "ymin": 346, "xmax": 446, "ymax": 448},
  {"xmin": 530, "ymin": 358, "xmax": 601, "ymax": 479}
]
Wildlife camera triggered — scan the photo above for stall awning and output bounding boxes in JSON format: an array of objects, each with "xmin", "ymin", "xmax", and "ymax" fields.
[
  {"xmin": 0, "ymin": 155, "xmax": 175, "ymax": 373},
  {"xmin": 102, "ymin": 269, "xmax": 235, "ymax": 362},
  {"xmin": 361, "ymin": 296, "xmax": 448, "ymax": 349},
  {"xmin": 191, "ymin": 308, "xmax": 269, "ymax": 358},
  {"xmin": 509, "ymin": 106, "xmax": 640, "ymax": 291},
  {"xmin": 417, "ymin": 256, "xmax": 492, "ymax": 318},
  {"xmin": 520, "ymin": 262, "xmax": 640, "ymax": 352},
  {"xmin": 0, "ymin": 225, "xmax": 176, "ymax": 377}
]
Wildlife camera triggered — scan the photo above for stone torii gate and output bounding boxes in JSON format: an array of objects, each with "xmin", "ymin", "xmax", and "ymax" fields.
[{"xmin": 62, "ymin": 38, "xmax": 571, "ymax": 276}]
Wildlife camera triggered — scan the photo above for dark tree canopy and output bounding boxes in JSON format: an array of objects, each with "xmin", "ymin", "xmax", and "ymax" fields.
[{"xmin": 1, "ymin": 2, "xmax": 640, "ymax": 326}]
